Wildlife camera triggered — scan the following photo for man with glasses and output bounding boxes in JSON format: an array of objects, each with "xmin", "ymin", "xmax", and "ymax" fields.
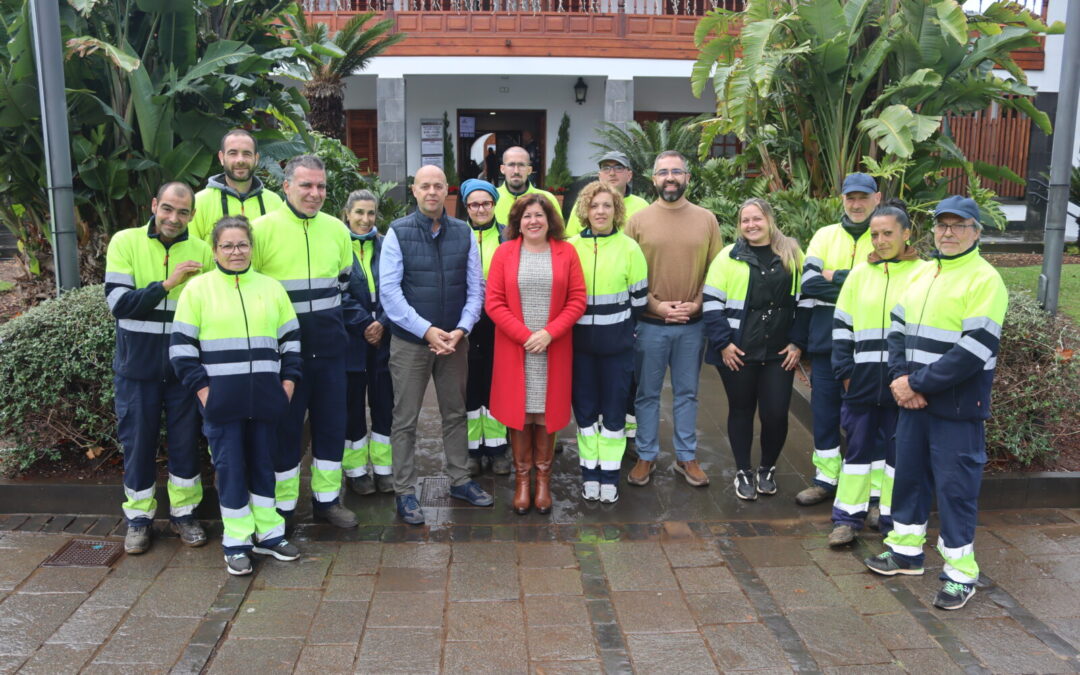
[
  {"xmin": 493, "ymin": 146, "xmax": 560, "ymax": 225},
  {"xmin": 624, "ymin": 151, "xmax": 723, "ymax": 488},
  {"xmin": 105, "ymin": 182, "xmax": 213, "ymax": 554},
  {"xmin": 864, "ymin": 196, "xmax": 1007, "ymax": 611},
  {"xmin": 565, "ymin": 151, "xmax": 649, "ymax": 237},
  {"xmin": 460, "ymin": 179, "xmax": 511, "ymax": 476}
]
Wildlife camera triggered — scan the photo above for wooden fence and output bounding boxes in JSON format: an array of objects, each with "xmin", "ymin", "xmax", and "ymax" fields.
[{"xmin": 944, "ymin": 103, "xmax": 1032, "ymax": 200}]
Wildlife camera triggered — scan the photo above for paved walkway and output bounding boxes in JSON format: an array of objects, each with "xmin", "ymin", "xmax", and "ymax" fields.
[{"xmin": 2, "ymin": 371, "xmax": 1080, "ymax": 673}]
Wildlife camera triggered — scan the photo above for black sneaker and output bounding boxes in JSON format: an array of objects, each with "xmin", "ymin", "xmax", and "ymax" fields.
[
  {"xmin": 864, "ymin": 551, "xmax": 924, "ymax": 576},
  {"xmin": 348, "ymin": 474, "xmax": 376, "ymax": 496},
  {"xmin": 171, "ymin": 520, "xmax": 207, "ymax": 548},
  {"xmin": 933, "ymin": 580, "xmax": 976, "ymax": 610},
  {"xmin": 225, "ymin": 553, "xmax": 253, "ymax": 575},
  {"xmin": 733, "ymin": 471, "xmax": 757, "ymax": 501},
  {"xmin": 251, "ymin": 539, "xmax": 301, "ymax": 561},
  {"xmin": 756, "ymin": 466, "xmax": 777, "ymax": 495}
]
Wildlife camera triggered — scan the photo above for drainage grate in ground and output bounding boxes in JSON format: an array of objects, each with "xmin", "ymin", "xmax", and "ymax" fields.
[
  {"xmin": 41, "ymin": 538, "xmax": 124, "ymax": 567},
  {"xmin": 419, "ymin": 476, "xmax": 495, "ymax": 507}
]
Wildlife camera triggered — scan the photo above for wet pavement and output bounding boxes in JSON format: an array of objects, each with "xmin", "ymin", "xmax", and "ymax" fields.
[{"xmin": 1, "ymin": 370, "xmax": 1080, "ymax": 673}]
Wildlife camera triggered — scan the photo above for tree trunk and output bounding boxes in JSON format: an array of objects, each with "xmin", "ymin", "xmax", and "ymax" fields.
[{"xmin": 304, "ymin": 81, "xmax": 346, "ymax": 142}]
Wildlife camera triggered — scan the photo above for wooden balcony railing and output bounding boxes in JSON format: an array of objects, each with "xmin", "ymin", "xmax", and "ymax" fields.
[{"xmin": 303, "ymin": 0, "xmax": 743, "ymax": 15}]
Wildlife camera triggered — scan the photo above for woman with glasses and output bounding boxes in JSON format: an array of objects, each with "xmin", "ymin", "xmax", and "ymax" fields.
[
  {"xmin": 460, "ymin": 179, "xmax": 511, "ymax": 477},
  {"xmin": 341, "ymin": 190, "xmax": 395, "ymax": 496},
  {"xmin": 171, "ymin": 216, "xmax": 304, "ymax": 575},
  {"xmin": 702, "ymin": 198, "xmax": 809, "ymax": 501},
  {"xmin": 486, "ymin": 194, "xmax": 586, "ymax": 515}
]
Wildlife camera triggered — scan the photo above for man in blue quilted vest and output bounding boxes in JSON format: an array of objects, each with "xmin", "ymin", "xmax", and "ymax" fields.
[{"xmin": 380, "ymin": 165, "xmax": 493, "ymax": 525}]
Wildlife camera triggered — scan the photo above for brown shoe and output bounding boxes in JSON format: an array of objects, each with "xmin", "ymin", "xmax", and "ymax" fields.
[
  {"xmin": 626, "ymin": 459, "xmax": 656, "ymax": 486},
  {"xmin": 532, "ymin": 427, "xmax": 555, "ymax": 515},
  {"xmin": 509, "ymin": 425, "xmax": 534, "ymax": 515},
  {"xmin": 674, "ymin": 460, "xmax": 709, "ymax": 487}
]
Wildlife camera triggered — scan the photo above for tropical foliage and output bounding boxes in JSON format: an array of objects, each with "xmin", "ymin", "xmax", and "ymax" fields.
[
  {"xmin": 277, "ymin": 6, "xmax": 405, "ymax": 141},
  {"xmin": 0, "ymin": 0, "xmax": 310, "ymax": 280},
  {"xmin": 691, "ymin": 0, "xmax": 1064, "ymax": 224},
  {"xmin": 591, "ymin": 115, "xmax": 712, "ymax": 198}
]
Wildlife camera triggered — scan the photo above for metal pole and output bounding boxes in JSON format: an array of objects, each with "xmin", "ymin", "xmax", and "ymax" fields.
[
  {"xmin": 30, "ymin": 0, "xmax": 80, "ymax": 293},
  {"xmin": 1038, "ymin": 0, "xmax": 1080, "ymax": 315}
]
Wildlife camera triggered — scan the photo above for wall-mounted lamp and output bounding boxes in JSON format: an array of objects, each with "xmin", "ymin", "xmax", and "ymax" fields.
[{"xmin": 574, "ymin": 77, "xmax": 588, "ymax": 105}]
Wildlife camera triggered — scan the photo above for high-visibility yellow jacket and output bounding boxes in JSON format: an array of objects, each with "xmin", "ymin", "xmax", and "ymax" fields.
[
  {"xmin": 569, "ymin": 229, "xmax": 648, "ymax": 355},
  {"xmin": 170, "ymin": 265, "xmax": 303, "ymax": 423},
  {"xmin": 801, "ymin": 222, "xmax": 874, "ymax": 354},
  {"xmin": 564, "ymin": 193, "xmax": 650, "ymax": 238},
  {"xmin": 104, "ymin": 218, "xmax": 213, "ymax": 380},
  {"xmin": 252, "ymin": 202, "xmax": 355, "ymax": 358},
  {"xmin": 887, "ymin": 245, "xmax": 1008, "ymax": 421},
  {"xmin": 832, "ymin": 252, "xmax": 927, "ymax": 406},
  {"xmin": 190, "ymin": 174, "xmax": 282, "ymax": 246}
]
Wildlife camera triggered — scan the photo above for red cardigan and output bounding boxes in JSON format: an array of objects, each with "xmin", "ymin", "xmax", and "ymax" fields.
[{"xmin": 485, "ymin": 238, "xmax": 586, "ymax": 432}]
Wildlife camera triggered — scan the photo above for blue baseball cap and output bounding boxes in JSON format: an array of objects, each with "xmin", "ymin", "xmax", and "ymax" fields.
[
  {"xmin": 460, "ymin": 178, "xmax": 499, "ymax": 203},
  {"xmin": 934, "ymin": 195, "xmax": 980, "ymax": 222},
  {"xmin": 841, "ymin": 173, "xmax": 878, "ymax": 195}
]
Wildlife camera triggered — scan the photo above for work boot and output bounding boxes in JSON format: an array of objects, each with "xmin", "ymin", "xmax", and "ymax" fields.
[
  {"xmin": 348, "ymin": 474, "xmax": 376, "ymax": 496},
  {"xmin": 795, "ymin": 484, "xmax": 834, "ymax": 506},
  {"xmin": 124, "ymin": 524, "xmax": 151, "ymax": 555},
  {"xmin": 866, "ymin": 504, "xmax": 882, "ymax": 531},
  {"xmin": 314, "ymin": 502, "xmax": 358, "ymax": 529},
  {"xmin": 171, "ymin": 520, "xmax": 207, "ymax": 547},
  {"xmin": 466, "ymin": 456, "xmax": 481, "ymax": 477},
  {"xmin": 510, "ymin": 425, "xmax": 534, "ymax": 515},
  {"xmin": 532, "ymin": 426, "xmax": 555, "ymax": 515},
  {"xmin": 375, "ymin": 473, "xmax": 395, "ymax": 494},
  {"xmin": 491, "ymin": 451, "xmax": 512, "ymax": 475},
  {"xmin": 828, "ymin": 524, "xmax": 856, "ymax": 547},
  {"xmin": 627, "ymin": 459, "xmax": 656, "ymax": 486},
  {"xmin": 674, "ymin": 460, "xmax": 710, "ymax": 487}
]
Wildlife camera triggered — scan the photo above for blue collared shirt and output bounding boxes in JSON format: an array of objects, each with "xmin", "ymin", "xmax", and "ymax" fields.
[{"xmin": 379, "ymin": 211, "xmax": 484, "ymax": 339}]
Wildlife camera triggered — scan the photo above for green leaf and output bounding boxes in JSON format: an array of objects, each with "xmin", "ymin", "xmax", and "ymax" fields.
[
  {"xmin": 934, "ymin": 0, "xmax": 968, "ymax": 45},
  {"xmin": 174, "ymin": 41, "xmax": 255, "ymax": 91},
  {"xmin": 842, "ymin": 0, "xmax": 874, "ymax": 47},
  {"xmin": 972, "ymin": 160, "xmax": 1023, "ymax": 185},
  {"xmin": 65, "ymin": 36, "xmax": 141, "ymax": 72},
  {"xmin": 160, "ymin": 140, "xmax": 213, "ymax": 185},
  {"xmin": 0, "ymin": 82, "xmax": 38, "ymax": 127},
  {"xmin": 1009, "ymin": 96, "xmax": 1052, "ymax": 135},
  {"xmin": 798, "ymin": 0, "xmax": 845, "ymax": 42},
  {"xmin": 859, "ymin": 105, "xmax": 916, "ymax": 157}
]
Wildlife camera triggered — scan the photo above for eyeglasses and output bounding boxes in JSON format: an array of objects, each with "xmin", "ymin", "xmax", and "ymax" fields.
[
  {"xmin": 653, "ymin": 169, "xmax": 687, "ymax": 178},
  {"xmin": 467, "ymin": 201, "xmax": 495, "ymax": 211},
  {"xmin": 599, "ymin": 165, "xmax": 628, "ymax": 174},
  {"xmin": 933, "ymin": 221, "xmax": 975, "ymax": 234},
  {"xmin": 503, "ymin": 162, "xmax": 530, "ymax": 170},
  {"xmin": 218, "ymin": 242, "xmax": 251, "ymax": 253}
]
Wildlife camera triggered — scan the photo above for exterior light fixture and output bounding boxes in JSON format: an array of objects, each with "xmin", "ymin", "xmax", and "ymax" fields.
[{"xmin": 574, "ymin": 77, "xmax": 588, "ymax": 105}]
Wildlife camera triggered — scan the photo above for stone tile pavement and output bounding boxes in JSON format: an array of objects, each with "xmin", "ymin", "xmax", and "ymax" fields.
[{"xmin": 3, "ymin": 508, "xmax": 1080, "ymax": 673}]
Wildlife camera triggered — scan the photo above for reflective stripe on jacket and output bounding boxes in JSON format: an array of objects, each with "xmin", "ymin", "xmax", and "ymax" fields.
[
  {"xmin": 801, "ymin": 223, "xmax": 874, "ymax": 354},
  {"xmin": 251, "ymin": 203, "xmax": 354, "ymax": 358},
  {"xmin": 832, "ymin": 257, "xmax": 928, "ymax": 407},
  {"xmin": 105, "ymin": 219, "xmax": 214, "ymax": 380},
  {"xmin": 170, "ymin": 265, "xmax": 303, "ymax": 423},
  {"xmin": 886, "ymin": 245, "xmax": 1008, "ymax": 421},
  {"xmin": 570, "ymin": 229, "xmax": 648, "ymax": 355}
]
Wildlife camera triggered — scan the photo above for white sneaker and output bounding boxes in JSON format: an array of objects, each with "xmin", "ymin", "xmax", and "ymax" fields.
[
  {"xmin": 582, "ymin": 481, "xmax": 600, "ymax": 501},
  {"xmin": 599, "ymin": 484, "xmax": 619, "ymax": 504}
]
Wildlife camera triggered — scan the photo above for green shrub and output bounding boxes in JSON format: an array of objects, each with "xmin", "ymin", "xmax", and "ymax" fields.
[
  {"xmin": 0, "ymin": 285, "xmax": 117, "ymax": 471},
  {"xmin": 986, "ymin": 289, "xmax": 1080, "ymax": 468}
]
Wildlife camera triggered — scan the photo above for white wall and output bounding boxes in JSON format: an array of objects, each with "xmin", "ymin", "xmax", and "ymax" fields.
[{"xmin": 634, "ymin": 77, "xmax": 716, "ymax": 114}]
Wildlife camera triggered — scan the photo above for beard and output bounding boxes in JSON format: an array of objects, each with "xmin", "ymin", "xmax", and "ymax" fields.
[
  {"xmin": 658, "ymin": 182, "xmax": 687, "ymax": 203},
  {"xmin": 223, "ymin": 164, "xmax": 252, "ymax": 184}
]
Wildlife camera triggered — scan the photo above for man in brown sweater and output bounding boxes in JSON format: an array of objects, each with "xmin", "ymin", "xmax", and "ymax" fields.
[{"xmin": 624, "ymin": 150, "xmax": 723, "ymax": 487}]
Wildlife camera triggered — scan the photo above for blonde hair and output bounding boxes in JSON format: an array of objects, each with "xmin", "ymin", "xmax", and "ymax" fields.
[
  {"xmin": 574, "ymin": 181, "xmax": 626, "ymax": 232},
  {"xmin": 738, "ymin": 198, "xmax": 801, "ymax": 272}
]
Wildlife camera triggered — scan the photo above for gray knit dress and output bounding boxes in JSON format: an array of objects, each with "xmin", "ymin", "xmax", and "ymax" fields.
[{"xmin": 518, "ymin": 247, "xmax": 552, "ymax": 413}]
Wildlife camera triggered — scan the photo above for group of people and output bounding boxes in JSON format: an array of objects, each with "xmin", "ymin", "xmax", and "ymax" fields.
[{"xmin": 105, "ymin": 128, "xmax": 1007, "ymax": 612}]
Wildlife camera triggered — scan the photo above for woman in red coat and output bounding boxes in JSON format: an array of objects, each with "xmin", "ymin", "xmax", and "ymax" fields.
[{"xmin": 486, "ymin": 194, "xmax": 586, "ymax": 515}]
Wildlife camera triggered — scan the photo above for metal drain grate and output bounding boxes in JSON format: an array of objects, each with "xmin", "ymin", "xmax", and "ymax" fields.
[
  {"xmin": 419, "ymin": 476, "xmax": 495, "ymax": 507},
  {"xmin": 42, "ymin": 538, "xmax": 124, "ymax": 567}
]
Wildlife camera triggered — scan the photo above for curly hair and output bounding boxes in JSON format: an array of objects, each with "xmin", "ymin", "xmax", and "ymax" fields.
[
  {"xmin": 504, "ymin": 193, "xmax": 565, "ymax": 241},
  {"xmin": 573, "ymin": 181, "xmax": 626, "ymax": 232}
]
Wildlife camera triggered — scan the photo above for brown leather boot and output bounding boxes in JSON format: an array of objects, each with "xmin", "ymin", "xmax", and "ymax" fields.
[
  {"xmin": 509, "ymin": 424, "xmax": 534, "ymax": 515},
  {"xmin": 533, "ymin": 427, "xmax": 556, "ymax": 515}
]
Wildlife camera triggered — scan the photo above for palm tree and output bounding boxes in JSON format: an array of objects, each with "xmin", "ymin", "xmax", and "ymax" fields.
[
  {"xmin": 591, "ymin": 116, "xmax": 708, "ymax": 197},
  {"xmin": 280, "ymin": 6, "xmax": 406, "ymax": 141}
]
